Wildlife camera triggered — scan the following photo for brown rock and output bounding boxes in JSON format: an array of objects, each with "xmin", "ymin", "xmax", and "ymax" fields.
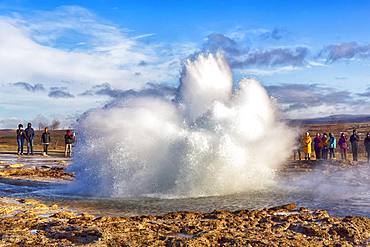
[
  {"xmin": 51, "ymin": 211, "xmax": 76, "ymax": 219},
  {"xmin": 270, "ymin": 203, "xmax": 297, "ymax": 211}
]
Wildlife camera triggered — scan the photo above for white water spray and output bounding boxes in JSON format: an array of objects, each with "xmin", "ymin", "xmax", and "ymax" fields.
[{"xmin": 69, "ymin": 53, "xmax": 295, "ymax": 198}]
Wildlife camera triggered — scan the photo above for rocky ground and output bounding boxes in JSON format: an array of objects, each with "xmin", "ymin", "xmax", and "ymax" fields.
[
  {"xmin": 0, "ymin": 155, "xmax": 72, "ymax": 182},
  {"xmin": 0, "ymin": 165, "xmax": 73, "ymax": 181},
  {"xmin": 0, "ymin": 198, "xmax": 369, "ymax": 246}
]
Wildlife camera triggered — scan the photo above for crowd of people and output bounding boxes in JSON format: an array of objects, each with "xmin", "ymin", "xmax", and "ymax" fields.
[
  {"xmin": 13, "ymin": 123, "xmax": 370, "ymax": 162},
  {"xmin": 16, "ymin": 123, "xmax": 75, "ymax": 157},
  {"xmin": 295, "ymin": 129, "xmax": 370, "ymax": 162}
]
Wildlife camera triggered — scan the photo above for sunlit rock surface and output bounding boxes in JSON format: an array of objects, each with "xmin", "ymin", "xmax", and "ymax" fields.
[{"xmin": 0, "ymin": 198, "xmax": 369, "ymax": 246}]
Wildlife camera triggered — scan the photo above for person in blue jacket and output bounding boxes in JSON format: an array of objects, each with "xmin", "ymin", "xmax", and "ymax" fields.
[
  {"xmin": 25, "ymin": 123, "xmax": 35, "ymax": 155},
  {"xmin": 16, "ymin": 124, "xmax": 25, "ymax": 155},
  {"xmin": 328, "ymin": 133, "xmax": 336, "ymax": 159}
]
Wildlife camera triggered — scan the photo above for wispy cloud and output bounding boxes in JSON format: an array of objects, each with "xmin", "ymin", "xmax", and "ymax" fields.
[
  {"xmin": 228, "ymin": 27, "xmax": 290, "ymax": 42},
  {"xmin": 80, "ymin": 82, "xmax": 176, "ymax": 100},
  {"xmin": 319, "ymin": 42, "xmax": 370, "ymax": 63},
  {"xmin": 203, "ymin": 33, "xmax": 247, "ymax": 56},
  {"xmin": 202, "ymin": 33, "xmax": 309, "ymax": 69},
  {"xmin": 48, "ymin": 87, "xmax": 74, "ymax": 98},
  {"xmin": 259, "ymin": 27, "xmax": 288, "ymax": 40},
  {"xmin": 12, "ymin": 82, "xmax": 45, "ymax": 92},
  {"xmin": 265, "ymin": 83, "xmax": 369, "ymax": 118},
  {"xmin": 6, "ymin": 6, "xmax": 129, "ymax": 50},
  {"xmin": 233, "ymin": 47, "xmax": 309, "ymax": 68},
  {"xmin": 0, "ymin": 6, "xmax": 196, "ymax": 90},
  {"xmin": 357, "ymin": 87, "xmax": 370, "ymax": 97},
  {"xmin": 132, "ymin": 33, "xmax": 156, "ymax": 40}
]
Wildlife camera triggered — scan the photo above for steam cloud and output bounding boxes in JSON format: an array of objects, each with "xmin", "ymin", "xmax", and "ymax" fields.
[{"xmin": 68, "ymin": 53, "xmax": 295, "ymax": 198}]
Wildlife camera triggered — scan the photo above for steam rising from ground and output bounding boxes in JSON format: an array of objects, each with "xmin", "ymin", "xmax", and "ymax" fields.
[
  {"xmin": 279, "ymin": 162, "xmax": 370, "ymax": 216},
  {"xmin": 69, "ymin": 53, "xmax": 295, "ymax": 198}
]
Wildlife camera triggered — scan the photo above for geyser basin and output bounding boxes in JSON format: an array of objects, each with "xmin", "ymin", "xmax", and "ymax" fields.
[
  {"xmin": 0, "ymin": 154, "xmax": 368, "ymax": 217},
  {"xmin": 68, "ymin": 53, "xmax": 295, "ymax": 198}
]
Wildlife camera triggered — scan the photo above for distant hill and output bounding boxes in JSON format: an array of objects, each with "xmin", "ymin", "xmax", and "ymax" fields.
[{"xmin": 289, "ymin": 114, "xmax": 370, "ymax": 125}]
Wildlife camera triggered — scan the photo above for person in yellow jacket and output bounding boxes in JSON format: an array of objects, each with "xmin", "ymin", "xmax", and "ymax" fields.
[{"xmin": 302, "ymin": 132, "xmax": 312, "ymax": 160}]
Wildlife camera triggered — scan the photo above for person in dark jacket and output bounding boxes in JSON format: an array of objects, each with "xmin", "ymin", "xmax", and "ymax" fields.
[
  {"xmin": 349, "ymin": 129, "xmax": 360, "ymax": 161},
  {"xmin": 41, "ymin": 127, "xmax": 51, "ymax": 156},
  {"xmin": 64, "ymin": 130, "xmax": 74, "ymax": 157},
  {"xmin": 364, "ymin": 132, "xmax": 370, "ymax": 163},
  {"xmin": 313, "ymin": 133, "xmax": 322, "ymax": 160},
  {"xmin": 16, "ymin": 124, "xmax": 25, "ymax": 155},
  {"xmin": 25, "ymin": 123, "xmax": 35, "ymax": 155}
]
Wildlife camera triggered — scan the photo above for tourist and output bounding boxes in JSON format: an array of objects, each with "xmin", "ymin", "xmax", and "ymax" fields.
[
  {"xmin": 313, "ymin": 133, "xmax": 322, "ymax": 160},
  {"xmin": 41, "ymin": 127, "xmax": 51, "ymax": 156},
  {"xmin": 302, "ymin": 132, "xmax": 312, "ymax": 160},
  {"xmin": 338, "ymin": 133, "xmax": 348, "ymax": 160},
  {"xmin": 293, "ymin": 135, "xmax": 302, "ymax": 160},
  {"xmin": 16, "ymin": 124, "xmax": 25, "ymax": 155},
  {"xmin": 25, "ymin": 123, "xmax": 35, "ymax": 155},
  {"xmin": 64, "ymin": 130, "xmax": 74, "ymax": 158},
  {"xmin": 364, "ymin": 132, "xmax": 370, "ymax": 163},
  {"xmin": 350, "ymin": 129, "xmax": 360, "ymax": 161},
  {"xmin": 328, "ymin": 133, "xmax": 336, "ymax": 159},
  {"xmin": 320, "ymin": 133, "xmax": 329, "ymax": 160}
]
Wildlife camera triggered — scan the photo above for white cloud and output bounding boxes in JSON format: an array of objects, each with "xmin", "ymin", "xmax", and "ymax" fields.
[
  {"xmin": 0, "ymin": 6, "xmax": 198, "ymax": 88},
  {"xmin": 1, "ymin": 5, "xmax": 366, "ymax": 128},
  {"xmin": 0, "ymin": 20, "xmax": 137, "ymax": 88},
  {"xmin": 0, "ymin": 6, "xmax": 198, "ymax": 128}
]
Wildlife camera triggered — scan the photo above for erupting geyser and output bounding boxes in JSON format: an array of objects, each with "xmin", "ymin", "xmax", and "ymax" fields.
[{"xmin": 69, "ymin": 53, "xmax": 295, "ymax": 198}]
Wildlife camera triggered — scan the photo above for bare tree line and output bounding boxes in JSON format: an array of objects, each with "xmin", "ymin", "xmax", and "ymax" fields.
[{"xmin": 38, "ymin": 119, "xmax": 61, "ymax": 130}]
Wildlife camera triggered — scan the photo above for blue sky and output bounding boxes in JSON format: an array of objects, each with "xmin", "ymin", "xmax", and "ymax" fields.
[{"xmin": 0, "ymin": 0, "xmax": 370, "ymax": 128}]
